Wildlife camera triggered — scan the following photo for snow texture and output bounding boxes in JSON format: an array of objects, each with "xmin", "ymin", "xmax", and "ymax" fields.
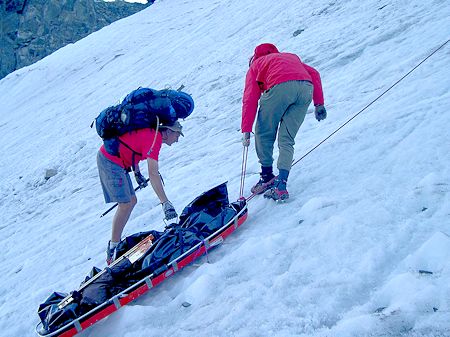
[{"xmin": 0, "ymin": 0, "xmax": 449, "ymax": 336}]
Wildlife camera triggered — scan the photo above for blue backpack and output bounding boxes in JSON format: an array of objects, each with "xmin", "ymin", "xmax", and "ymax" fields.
[{"xmin": 94, "ymin": 87, "xmax": 194, "ymax": 156}]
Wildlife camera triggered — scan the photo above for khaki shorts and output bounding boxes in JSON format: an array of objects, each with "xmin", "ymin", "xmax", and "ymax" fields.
[{"xmin": 97, "ymin": 151, "xmax": 135, "ymax": 203}]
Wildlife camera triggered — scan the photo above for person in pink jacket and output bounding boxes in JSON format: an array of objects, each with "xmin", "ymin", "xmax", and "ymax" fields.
[
  {"xmin": 241, "ymin": 43, "xmax": 326, "ymax": 201},
  {"xmin": 97, "ymin": 122, "xmax": 183, "ymax": 264}
]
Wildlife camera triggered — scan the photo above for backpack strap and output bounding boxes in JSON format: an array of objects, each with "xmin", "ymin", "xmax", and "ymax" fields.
[
  {"xmin": 118, "ymin": 139, "xmax": 141, "ymax": 172},
  {"xmin": 147, "ymin": 116, "xmax": 160, "ymax": 156},
  {"xmin": 119, "ymin": 119, "xmax": 160, "ymax": 172}
]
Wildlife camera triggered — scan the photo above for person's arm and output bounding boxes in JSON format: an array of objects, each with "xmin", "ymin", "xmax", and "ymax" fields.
[
  {"xmin": 241, "ymin": 67, "xmax": 261, "ymax": 133},
  {"xmin": 303, "ymin": 63, "xmax": 324, "ymax": 106},
  {"xmin": 147, "ymin": 158, "xmax": 168, "ymax": 203}
]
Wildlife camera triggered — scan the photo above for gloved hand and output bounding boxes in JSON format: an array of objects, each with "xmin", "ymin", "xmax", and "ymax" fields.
[
  {"xmin": 162, "ymin": 201, "xmax": 178, "ymax": 221},
  {"xmin": 315, "ymin": 105, "xmax": 327, "ymax": 121},
  {"xmin": 134, "ymin": 172, "xmax": 148, "ymax": 188},
  {"xmin": 242, "ymin": 132, "xmax": 251, "ymax": 147}
]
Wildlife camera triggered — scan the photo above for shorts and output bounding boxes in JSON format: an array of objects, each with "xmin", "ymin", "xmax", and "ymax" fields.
[{"xmin": 97, "ymin": 151, "xmax": 135, "ymax": 203}]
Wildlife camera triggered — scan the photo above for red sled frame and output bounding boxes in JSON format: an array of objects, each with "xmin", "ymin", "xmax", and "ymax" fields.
[{"xmin": 35, "ymin": 203, "xmax": 248, "ymax": 337}]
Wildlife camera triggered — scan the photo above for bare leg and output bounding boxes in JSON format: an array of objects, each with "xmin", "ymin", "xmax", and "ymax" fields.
[{"xmin": 111, "ymin": 195, "xmax": 137, "ymax": 242}]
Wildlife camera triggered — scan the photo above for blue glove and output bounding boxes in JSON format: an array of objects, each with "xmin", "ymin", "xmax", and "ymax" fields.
[
  {"xmin": 315, "ymin": 105, "xmax": 327, "ymax": 121},
  {"xmin": 162, "ymin": 201, "xmax": 178, "ymax": 221},
  {"xmin": 134, "ymin": 172, "xmax": 148, "ymax": 188}
]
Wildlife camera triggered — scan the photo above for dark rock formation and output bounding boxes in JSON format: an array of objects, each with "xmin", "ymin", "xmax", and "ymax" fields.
[{"xmin": 0, "ymin": 0, "xmax": 151, "ymax": 79}]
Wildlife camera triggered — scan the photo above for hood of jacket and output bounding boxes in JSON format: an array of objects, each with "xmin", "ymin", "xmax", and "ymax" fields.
[
  {"xmin": 250, "ymin": 43, "xmax": 280, "ymax": 64},
  {"xmin": 253, "ymin": 43, "xmax": 279, "ymax": 60}
]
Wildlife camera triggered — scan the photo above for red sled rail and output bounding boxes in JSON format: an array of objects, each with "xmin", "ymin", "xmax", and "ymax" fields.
[{"xmin": 35, "ymin": 203, "xmax": 248, "ymax": 337}]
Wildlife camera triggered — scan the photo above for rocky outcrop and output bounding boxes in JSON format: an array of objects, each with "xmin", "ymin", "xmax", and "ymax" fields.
[{"xmin": 0, "ymin": 0, "xmax": 151, "ymax": 80}]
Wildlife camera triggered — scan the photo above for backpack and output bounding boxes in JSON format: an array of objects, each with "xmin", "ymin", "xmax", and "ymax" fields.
[{"xmin": 94, "ymin": 87, "xmax": 194, "ymax": 156}]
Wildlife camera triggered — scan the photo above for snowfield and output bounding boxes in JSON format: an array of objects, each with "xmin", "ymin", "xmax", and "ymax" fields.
[{"xmin": 0, "ymin": 0, "xmax": 449, "ymax": 336}]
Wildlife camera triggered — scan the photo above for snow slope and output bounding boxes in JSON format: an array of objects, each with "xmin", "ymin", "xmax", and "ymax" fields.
[{"xmin": 0, "ymin": 0, "xmax": 449, "ymax": 336}]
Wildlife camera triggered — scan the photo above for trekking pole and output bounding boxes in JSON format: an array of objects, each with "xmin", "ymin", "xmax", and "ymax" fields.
[
  {"xmin": 100, "ymin": 178, "xmax": 150, "ymax": 218},
  {"xmin": 239, "ymin": 146, "xmax": 249, "ymax": 199}
]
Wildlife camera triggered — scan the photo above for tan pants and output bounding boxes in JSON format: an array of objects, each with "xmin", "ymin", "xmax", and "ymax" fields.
[{"xmin": 255, "ymin": 80, "xmax": 313, "ymax": 171}]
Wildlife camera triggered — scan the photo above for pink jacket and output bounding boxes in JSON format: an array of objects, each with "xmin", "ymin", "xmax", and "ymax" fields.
[
  {"xmin": 100, "ymin": 128, "xmax": 162, "ymax": 169},
  {"xmin": 241, "ymin": 43, "xmax": 324, "ymax": 133}
]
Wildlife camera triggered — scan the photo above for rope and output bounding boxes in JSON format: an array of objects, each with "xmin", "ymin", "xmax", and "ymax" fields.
[
  {"xmin": 291, "ymin": 39, "xmax": 449, "ymax": 168},
  {"xmin": 243, "ymin": 39, "xmax": 449, "ymax": 201}
]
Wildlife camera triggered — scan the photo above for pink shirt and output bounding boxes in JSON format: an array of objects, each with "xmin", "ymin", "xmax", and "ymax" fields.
[
  {"xmin": 241, "ymin": 52, "xmax": 324, "ymax": 133},
  {"xmin": 100, "ymin": 128, "xmax": 162, "ymax": 169}
]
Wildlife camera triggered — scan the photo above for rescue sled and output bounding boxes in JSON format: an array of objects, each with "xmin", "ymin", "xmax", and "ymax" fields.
[{"xmin": 36, "ymin": 183, "xmax": 248, "ymax": 336}]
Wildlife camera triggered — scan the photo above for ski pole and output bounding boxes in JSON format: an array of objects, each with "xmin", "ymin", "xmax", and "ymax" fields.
[
  {"xmin": 100, "ymin": 178, "xmax": 150, "ymax": 218},
  {"xmin": 239, "ymin": 145, "xmax": 249, "ymax": 199}
]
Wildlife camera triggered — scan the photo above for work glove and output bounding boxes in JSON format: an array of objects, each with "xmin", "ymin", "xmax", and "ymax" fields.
[
  {"xmin": 315, "ymin": 105, "xmax": 327, "ymax": 121},
  {"xmin": 242, "ymin": 132, "xmax": 251, "ymax": 147},
  {"xmin": 134, "ymin": 172, "xmax": 148, "ymax": 188},
  {"xmin": 162, "ymin": 201, "xmax": 178, "ymax": 221}
]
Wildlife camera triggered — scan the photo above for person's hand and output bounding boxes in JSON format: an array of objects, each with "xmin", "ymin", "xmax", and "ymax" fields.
[
  {"xmin": 242, "ymin": 132, "xmax": 251, "ymax": 147},
  {"xmin": 134, "ymin": 172, "xmax": 148, "ymax": 188},
  {"xmin": 162, "ymin": 201, "xmax": 178, "ymax": 221},
  {"xmin": 315, "ymin": 105, "xmax": 327, "ymax": 121}
]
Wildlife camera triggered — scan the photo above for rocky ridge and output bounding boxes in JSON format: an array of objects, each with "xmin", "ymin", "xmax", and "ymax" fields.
[{"xmin": 0, "ymin": 0, "xmax": 150, "ymax": 79}]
